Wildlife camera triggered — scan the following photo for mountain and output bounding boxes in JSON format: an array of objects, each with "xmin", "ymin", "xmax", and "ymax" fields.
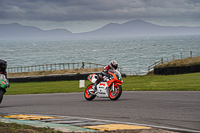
[
  {"xmin": 0, "ymin": 20, "xmax": 200, "ymax": 39},
  {"xmin": 0, "ymin": 23, "xmax": 73, "ymax": 39},
  {"xmin": 76, "ymin": 20, "xmax": 200, "ymax": 37}
]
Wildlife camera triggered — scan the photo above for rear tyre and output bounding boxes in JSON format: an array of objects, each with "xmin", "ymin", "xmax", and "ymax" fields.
[
  {"xmin": 84, "ymin": 84, "xmax": 96, "ymax": 101},
  {"xmin": 0, "ymin": 89, "xmax": 4, "ymax": 104},
  {"xmin": 109, "ymin": 85, "xmax": 122, "ymax": 101}
]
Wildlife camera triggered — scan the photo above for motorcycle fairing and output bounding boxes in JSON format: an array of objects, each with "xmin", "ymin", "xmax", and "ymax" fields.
[
  {"xmin": 96, "ymin": 82, "xmax": 109, "ymax": 98},
  {"xmin": 87, "ymin": 74, "xmax": 97, "ymax": 83},
  {"xmin": 0, "ymin": 74, "xmax": 9, "ymax": 93}
]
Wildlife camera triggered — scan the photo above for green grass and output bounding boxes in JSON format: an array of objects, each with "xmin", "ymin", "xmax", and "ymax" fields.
[
  {"xmin": 5, "ymin": 72, "xmax": 200, "ymax": 95},
  {"xmin": 123, "ymin": 72, "xmax": 200, "ymax": 91}
]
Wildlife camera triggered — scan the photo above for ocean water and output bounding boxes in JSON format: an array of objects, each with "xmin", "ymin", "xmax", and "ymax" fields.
[{"xmin": 1, "ymin": 35, "xmax": 200, "ymax": 75}]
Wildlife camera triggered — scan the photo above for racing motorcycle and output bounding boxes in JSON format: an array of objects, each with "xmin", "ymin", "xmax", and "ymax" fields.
[
  {"xmin": 0, "ymin": 74, "xmax": 9, "ymax": 104},
  {"xmin": 84, "ymin": 69, "xmax": 123, "ymax": 101}
]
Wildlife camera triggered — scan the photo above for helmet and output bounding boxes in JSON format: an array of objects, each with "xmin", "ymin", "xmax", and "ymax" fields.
[{"xmin": 109, "ymin": 60, "xmax": 118, "ymax": 70}]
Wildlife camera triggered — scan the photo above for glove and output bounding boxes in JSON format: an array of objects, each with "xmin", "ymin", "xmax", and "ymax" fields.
[{"xmin": 101, "ymin": 70, "xmax": 110, "ymax": 79}]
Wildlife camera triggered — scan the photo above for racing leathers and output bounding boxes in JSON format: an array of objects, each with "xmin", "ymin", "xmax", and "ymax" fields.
[{"xmin": 96, "ymin": 65, "xmax": 112, "ymax": 84}]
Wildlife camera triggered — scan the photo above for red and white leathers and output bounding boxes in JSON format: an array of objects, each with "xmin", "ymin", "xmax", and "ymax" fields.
[
  {"xmin": 96, "ymin": 60, "xmax": 118, "ymax": 84},
  {"xmin": 96, "ymin": 66, "xmax": 113, "ymax": 84}
]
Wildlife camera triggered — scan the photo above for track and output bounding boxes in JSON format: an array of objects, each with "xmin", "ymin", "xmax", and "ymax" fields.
[{"xmin": 0, "ymin": 91, "xmax": 200, "ymax": 132}]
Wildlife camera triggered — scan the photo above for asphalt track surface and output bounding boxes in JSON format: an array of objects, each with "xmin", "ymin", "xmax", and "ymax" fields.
[{"xmin": 1, "ymin": 91, "xmax": 200, "ymax": 132}]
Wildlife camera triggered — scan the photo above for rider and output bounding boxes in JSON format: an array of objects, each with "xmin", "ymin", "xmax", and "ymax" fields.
[
  {"xmin": 96, "ymin": 60, "xmax": 118, "ymax": 85},
  {"xmin": 0, "ymin": 59, "xmax": 7, "ymax": 78}
]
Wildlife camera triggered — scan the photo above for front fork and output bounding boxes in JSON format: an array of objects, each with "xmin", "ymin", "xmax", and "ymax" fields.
[{"xmin": 112, "ymin": 83, "xmax": 115, "ymax": 92}]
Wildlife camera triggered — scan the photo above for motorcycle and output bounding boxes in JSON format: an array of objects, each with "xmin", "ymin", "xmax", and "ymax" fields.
[
  {"xmin": 0, "ymin": 74, "xmax": 9, "ymax": 104},
  {"xmin": 84, "ymin": 69, "xmax": 123, "ymax": 101}
]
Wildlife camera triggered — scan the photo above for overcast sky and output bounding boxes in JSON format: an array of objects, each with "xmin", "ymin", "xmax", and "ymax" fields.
[{"xmin": 0, "ymin": 0, "xmax": 200, "ymax": 33}]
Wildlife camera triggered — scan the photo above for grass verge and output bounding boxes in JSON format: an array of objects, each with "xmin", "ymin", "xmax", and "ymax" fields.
[
  {"xmin": 155, "ymin": 56, "xmax": 200, "ymax": 68},
  {"xmin": 7, "ymin": 68, "xmax": 103, "ymax": 77},
  {"xmin": 0, "ymin": 121, "xmax": 62, "ymax": 133},
  {"xmin": 5, "ymin": 72, "xmax": 200, "ymax": 95}
]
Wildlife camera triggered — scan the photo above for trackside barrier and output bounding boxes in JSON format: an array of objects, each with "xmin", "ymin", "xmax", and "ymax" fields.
[{"xmin": 8, "ymin": 73, "xmax": 126, "ymax": 83}]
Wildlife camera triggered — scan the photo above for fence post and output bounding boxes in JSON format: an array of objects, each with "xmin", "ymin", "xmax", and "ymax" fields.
[
  {"xmin": 46, "ymin": 64, "xmax": 48, "ymax": 71},
  {"xmin": 190, "ymin": 51, "xmax": 192, "ymax": 57},
  {"xmin": 181, "ymin": 53, "xmax": 182, "ymax": 59}
]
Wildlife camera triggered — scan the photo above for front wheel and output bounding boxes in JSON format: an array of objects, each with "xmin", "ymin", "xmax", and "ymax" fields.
[
  {"xmin": 109, "ymin": 85, "xmax": 122, "ymax": 101},
  {"xmin": 84, "ymin": 84, "xmax": 96, "ymax": 101},
  {"xmin": 0, "ymin": 89, "xmax": 4, "ymax": 104}
]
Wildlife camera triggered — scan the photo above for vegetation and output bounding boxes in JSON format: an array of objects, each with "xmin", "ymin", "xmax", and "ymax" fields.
[
  {"xmin": 0, "ymin": 121, "xmax": 62, "ymax": 133},
  {"xmin": 155, "ymin": 56, "xmax": 200, "ymax": 68},
  {"xmin": 7, "ymin": 67, "xmax": 103, "ymax": 77},
  {"xmin": 124, "ymin": 72, "xmax": 200, "ymax": 91}
]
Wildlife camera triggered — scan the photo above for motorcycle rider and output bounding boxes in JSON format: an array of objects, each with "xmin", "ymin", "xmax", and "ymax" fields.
[
  {"xmin": 95, "ymin": 60, "xmax": 118, "ymax": 85},
  {"xmin": 0, "ymin": 59, "xmax": 7, "ymax": 78}
]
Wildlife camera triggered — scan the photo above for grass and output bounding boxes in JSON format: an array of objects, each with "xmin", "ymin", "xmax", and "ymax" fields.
[
  {"xmin": 123, "ymin": 72, "xmax": 200, "ymax": 91},
  {"xmin": 5, "ymin": 72, "xmax": 200, "ymax": 95},
  {"xmin": 155, "ymin": 56, "xmax": 200, "ymax": 68},
  {"xmin": 7, "ymin": 67, "xmax": 103, "ymax": 77},
  {"xmin": 0, "ymin": 121, "xmax": 62, "ymax": 133}
]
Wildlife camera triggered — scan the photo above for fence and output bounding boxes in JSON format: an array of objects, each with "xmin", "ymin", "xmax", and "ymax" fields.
[
  {"xmin": 7, "ymin": 62, "xmax": 148, "ymax": 75},
  {"xmin": 7, "ymin": 51, "xmax": 196, "ymax": 75},
  {"xmin": 7, "ymin": 62, "xmax": 105, "ymax": 73},
  {"xmin": 148, "ymin": 58, "xmax": 164, "ymax": 72}
]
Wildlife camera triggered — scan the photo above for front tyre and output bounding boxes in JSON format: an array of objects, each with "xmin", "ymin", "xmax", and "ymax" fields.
[
  {"xmin": 109, "ymin": 85, "xmax": 122, "ymax": 101},
  {"xmin": 84, "ymin": 84, "xmax": 96, "ymax": 101},
  {"xmin": 0, "ymin": 89, "xmax": 4, "ymax": 104}
]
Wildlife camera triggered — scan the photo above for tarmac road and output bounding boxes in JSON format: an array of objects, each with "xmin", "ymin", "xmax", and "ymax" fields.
[{"xmin": 0, "ymin": 91, "xmax": 200, "ymax": 132}]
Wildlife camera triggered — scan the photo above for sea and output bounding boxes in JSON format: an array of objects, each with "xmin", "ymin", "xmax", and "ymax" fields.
[{"xmin": 1, "ymin": 35, "xmax": 200, "ymax": 75}]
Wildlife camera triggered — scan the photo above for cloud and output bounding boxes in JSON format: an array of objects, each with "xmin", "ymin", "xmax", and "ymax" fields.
[
  {"xmin": 0, "ymin": 0, "xmax": 199, "ymax": 22},
  {"xmin": 0, "ymin": 0, "xmax": 199, "ymax": 32}
]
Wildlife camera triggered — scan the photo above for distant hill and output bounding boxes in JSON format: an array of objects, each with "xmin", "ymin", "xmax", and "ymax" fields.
[
  {"xmin": 0, "ymin": 20, "xmax": 200, "ymax": 39},
  {"xmin": 76, "ymin": 20, "xmax": 200, "ymax": 37},
  {"xmin": 0, "ymin": 23, "xmax": 73, "ymax": 39}
]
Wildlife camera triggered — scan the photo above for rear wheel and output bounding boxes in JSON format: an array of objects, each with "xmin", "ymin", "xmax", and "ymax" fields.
[
  {"xmin": 109, "ymin": 85, "xmax": 122, "ymax": 101},
  {"xmin": 0, "ymin": 89, "xmax": 4, "ymax": 104},
  {"xmin": 84, "ymin": 84, "xmax": 96, "ymax": 101}
]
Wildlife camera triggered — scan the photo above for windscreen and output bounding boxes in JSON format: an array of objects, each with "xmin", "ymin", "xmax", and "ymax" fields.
[{"xmin": 108, "ymin": 69, "xmax": 122, "ymax": 80}]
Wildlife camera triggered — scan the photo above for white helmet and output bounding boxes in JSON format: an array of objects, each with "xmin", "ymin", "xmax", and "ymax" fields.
[{"xmin": 109, "ymin": 60, "xmax": 118, "ymax": 70}]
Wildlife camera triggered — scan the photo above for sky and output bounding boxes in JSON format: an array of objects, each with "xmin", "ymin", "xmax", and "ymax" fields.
[{"xmin": 0, "ymin": 0, "xmax": 200, "ymax": 33}]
